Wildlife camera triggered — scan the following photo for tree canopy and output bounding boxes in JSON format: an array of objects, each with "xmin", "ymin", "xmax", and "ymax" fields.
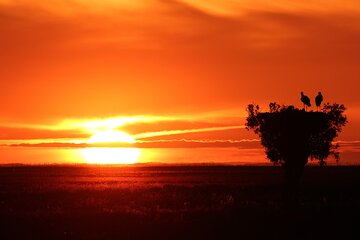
[{"xmin": 246, "ymin": 103, "xmax": 347, "ymax": 167}]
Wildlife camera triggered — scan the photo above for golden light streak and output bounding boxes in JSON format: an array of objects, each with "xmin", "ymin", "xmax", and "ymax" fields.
[
  {"xmin": 134, "ymin": 126, "xmax": 245, "ymax": 139},
  {"xmin": 88, "ymin": 130, "xmax": 136, "ymax": 144}
]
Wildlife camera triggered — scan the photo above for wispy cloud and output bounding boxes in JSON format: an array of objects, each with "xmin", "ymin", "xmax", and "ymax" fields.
[
  {"xmin": 179, "ymin": 0, "xmax": 360, "ymax": 16},
  {"xmin": 0, "ymin": 108, "xmax": 249, "ymax": 148},
  {"xmin": 133, "ymin": 126, "xmax": 245, "ymax": 139},
  {"xmin": 5, "ymin": 139, "xmax": 360, "ymax": 153},
  {"xmin": 334, "ymin": 140, "xmax": 360, "ymax": 152},
  {"xmin": 2, "ymin": 138, "xmax": 260, "ymax": 149}
]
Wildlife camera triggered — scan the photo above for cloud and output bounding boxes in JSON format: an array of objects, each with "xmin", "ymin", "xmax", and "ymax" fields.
[
  {"xmin": 0, "ymin": 127, "xmax": 89, "ymax": 140},
  {"xmin": 179, "ymin": 0, "xmax": 360, "ymax": 16},
  {"xmin": 6, "ymin": 139, "xmax": 360, "ymax": 154},
  {"xmin": 136, "ymin": 139, "xmax": 261, "ymax": 148},
  {"xmin": 0, "ymin": 0, "xmax": 159, "ymax": 15},
  {"xmin": 0, "ymin": 111, "xmax": 249, "ymax": 145},
  {"xmin": 4, "ymin": 138, "xmax": 261, "ymax": 149},
  {"xmin": 335, "ymin": 140, "xmax": 360, "ymax": 152},
  {"xmin": 6, "ymin": 139, "xmax": 360, "ymax": 152},
  {"xmin": 133, "ymin": 126, "xmax": 245, "ymax": 139}
]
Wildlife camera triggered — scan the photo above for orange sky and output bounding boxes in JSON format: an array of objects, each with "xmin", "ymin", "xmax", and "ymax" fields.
[{"xmin": 1, "ymin": 0, "xmax": 360, "ymax": 152}]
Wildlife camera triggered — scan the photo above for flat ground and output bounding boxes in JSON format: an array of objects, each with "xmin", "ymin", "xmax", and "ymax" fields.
[{"xmin": 1, "ymin": 165, "xmax": 360, "ymax": 240}]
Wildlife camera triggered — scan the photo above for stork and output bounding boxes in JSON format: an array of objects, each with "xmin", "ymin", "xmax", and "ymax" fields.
[
  {"xmin": 300, "ymin": 92, "xmax": 311, "ymax": 111},
  {"xmin": 315, "ymin": 91, "xmax": 323, "ymax": 112}
]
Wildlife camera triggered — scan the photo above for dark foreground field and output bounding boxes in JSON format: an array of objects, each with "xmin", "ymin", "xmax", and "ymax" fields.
[{"xmin": 1, "ymin": 165, "xmax": 360, "ymax": 240}]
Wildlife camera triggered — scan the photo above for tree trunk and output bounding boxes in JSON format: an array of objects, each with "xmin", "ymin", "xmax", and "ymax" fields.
[{"xmin": 283, "ymin": 157, "xmax": 307, "ymax": 204}]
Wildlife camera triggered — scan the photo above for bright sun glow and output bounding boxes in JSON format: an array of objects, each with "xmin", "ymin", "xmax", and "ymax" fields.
[
  {"xmin": 81, "ymin": 147, "xmax": 141, "ymax": 164},
  {"xmin": 82, "ymin": 130, "xmax": 140, "ymax": 164},
  {"xmin": 88, "ymin": 130, "xmax": 136, "ymax": 144}
]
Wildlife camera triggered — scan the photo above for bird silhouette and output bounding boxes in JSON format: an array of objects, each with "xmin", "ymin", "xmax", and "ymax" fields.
[
  {"xmin": 315, "ymin": 92, "xmax": 323, "ymax": 112},
  {"xmin": 301, "ymin": 92, "xmax": 311, "ymax": 111}
]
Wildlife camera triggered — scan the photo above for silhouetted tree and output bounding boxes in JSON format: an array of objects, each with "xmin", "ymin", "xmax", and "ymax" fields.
[{"xmin": 246, "ymin": 102, "xmax": 347, "ymax": 192}]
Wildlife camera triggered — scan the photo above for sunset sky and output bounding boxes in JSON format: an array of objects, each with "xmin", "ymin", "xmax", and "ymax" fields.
[{"xmin": 1, "ymin": 0, "xmax": 360, "ymax": 163}]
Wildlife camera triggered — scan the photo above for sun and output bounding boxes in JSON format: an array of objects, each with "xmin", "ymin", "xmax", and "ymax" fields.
[
  {"xmin": 82, "ymin": 130, "xmax": 140, "ymax": 164},
  {"xmin": 81, "ymin": 147, "xmax": 140, "ymax": 164}
]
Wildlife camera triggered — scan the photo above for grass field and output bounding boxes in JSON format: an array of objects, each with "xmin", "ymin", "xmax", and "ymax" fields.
[{"xmin": 1, "ymin": 165, "xmax": 360, "ymax": 239}]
